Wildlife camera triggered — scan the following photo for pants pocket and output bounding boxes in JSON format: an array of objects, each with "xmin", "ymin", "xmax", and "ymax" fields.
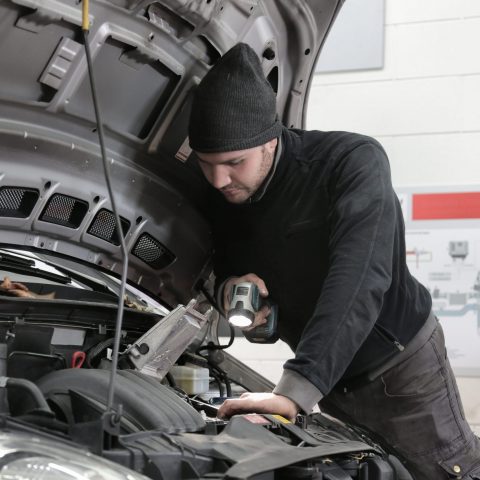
[
  {"xmin": 380, "ymin": 324, "xmax": 471, "ymax": 455},
  {"xmin": 438, "ymin": 437, "xmax": 480, "ymax": 479}
]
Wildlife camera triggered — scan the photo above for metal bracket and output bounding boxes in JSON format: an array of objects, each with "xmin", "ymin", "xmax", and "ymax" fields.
[
  {"xmin": 127, "ymin": 298, "xmax": 212, "ymax": 377},
  {"xmin": 39, "ymin": 37, "xmax": 82, "ymax": 90}
]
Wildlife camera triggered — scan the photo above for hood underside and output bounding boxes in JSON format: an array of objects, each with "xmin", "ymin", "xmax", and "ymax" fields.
[{"xmin": 0, "ymin": 0, "xmax": 342, "ymax": 304}]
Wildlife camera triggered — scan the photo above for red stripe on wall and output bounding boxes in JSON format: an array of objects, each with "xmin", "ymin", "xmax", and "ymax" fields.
[{"xmin": 412, "ymin": 192, "xmax": 480, "ymax": 220}]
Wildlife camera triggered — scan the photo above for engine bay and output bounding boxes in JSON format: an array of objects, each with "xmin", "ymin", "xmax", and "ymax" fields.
[{"xmin": 0, "ymin": 268, "xmax": 412, "ymax": 479}]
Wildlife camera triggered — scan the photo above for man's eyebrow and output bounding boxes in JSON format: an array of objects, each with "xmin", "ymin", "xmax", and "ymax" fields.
[
  {"xmin": 222, "ymin": 156, "xmax": 244, "ymax": 164},
  {"xmin": 198, "ymin": 156, "xmax": 245, "ymax": 165}
]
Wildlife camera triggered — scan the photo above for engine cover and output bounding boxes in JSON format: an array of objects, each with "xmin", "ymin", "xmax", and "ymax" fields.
[{"xmin": 36, "ymin": 369, "xmax": 206, "ymax": 434}]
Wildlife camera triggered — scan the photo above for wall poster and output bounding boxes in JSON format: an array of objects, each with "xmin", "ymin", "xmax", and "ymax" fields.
[{"xmin": 397, "ymin": 187, "xmax": 480, "ymax": 376}]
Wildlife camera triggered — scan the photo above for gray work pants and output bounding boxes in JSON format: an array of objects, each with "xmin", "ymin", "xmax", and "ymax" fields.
[{"xmin": 321, "ymin": 321, "xmax": 480, "ymax": 479}]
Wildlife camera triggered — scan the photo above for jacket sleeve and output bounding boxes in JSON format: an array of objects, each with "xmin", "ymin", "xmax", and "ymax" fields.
[{"xmin": 277, "ymin": 141, "xmax": 397, "ymax": 408}]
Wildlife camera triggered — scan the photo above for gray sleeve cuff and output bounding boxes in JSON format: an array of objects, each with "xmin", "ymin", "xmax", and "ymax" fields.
[{"xmin": 273, "ymin": 369, "xmax": 324, "ymax": 414}]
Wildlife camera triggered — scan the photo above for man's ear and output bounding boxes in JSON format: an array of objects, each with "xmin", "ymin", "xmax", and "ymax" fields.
[{"xmin": 265, "ymin": 137, "xmax": 278, "ymax": 154}]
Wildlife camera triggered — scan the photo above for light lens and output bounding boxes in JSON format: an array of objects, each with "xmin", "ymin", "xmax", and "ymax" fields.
[
  {"xmin": 1, "ymin": 456, "xmax": 100, "ymax": 479},
  {"xmin": 228, "ymin": 314, "xmax": 253, "ymax": 328},
  {"xmin": 0, "ymin": 432, "xmax": 149, "ymax": 480}
]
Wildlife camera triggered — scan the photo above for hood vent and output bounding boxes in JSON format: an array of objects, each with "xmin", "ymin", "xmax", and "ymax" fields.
[
  {"xmin": 40, "ymin": 194, "xmax": 89, "ymax": 229},
  {"xmin": 132, "ymin": 233, "xmax": 175, "ymax": 270},
  {"xmin": 87, "ymin": 209, "xmax": 130, "ymax": 246},
  {"xmin": 0, "ymin": 187, "xmax": 39, "ymax": 218}
]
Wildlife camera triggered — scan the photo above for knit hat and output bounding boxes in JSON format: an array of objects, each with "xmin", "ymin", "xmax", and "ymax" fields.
[{"xmin": 188, "ymin": 43, "xmax": 282, "ymax": 153}]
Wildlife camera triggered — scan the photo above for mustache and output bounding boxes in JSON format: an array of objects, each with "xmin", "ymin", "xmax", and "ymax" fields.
[{"xmin": 220, "ymin": 185, "xmax": 244, "ymax": 192}]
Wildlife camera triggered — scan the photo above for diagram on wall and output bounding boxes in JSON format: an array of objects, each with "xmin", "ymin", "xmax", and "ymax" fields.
[{"xmin": 398, "ymin": 188, "xmax": 480, "ymax": 376}]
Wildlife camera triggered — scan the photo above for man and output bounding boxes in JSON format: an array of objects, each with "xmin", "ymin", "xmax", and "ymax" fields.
[{"xmin": 188, "ymin": 43, "xmax": 480, "ymax": 479}]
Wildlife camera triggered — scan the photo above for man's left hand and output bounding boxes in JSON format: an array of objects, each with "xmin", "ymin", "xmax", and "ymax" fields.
[{"xmin": 217, "ymin": 392, "xmax": 299, "ymax": 421}]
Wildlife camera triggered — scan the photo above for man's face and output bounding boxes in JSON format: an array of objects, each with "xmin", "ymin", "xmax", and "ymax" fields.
[{"xmin": 196, "ymin": 138, "xmax": 278, "ymax": 204}]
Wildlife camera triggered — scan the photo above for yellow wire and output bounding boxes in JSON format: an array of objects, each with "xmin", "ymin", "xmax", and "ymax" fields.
[{"xmin": 82, "ymin": 0, "xmax": 89, "ymax": 31}]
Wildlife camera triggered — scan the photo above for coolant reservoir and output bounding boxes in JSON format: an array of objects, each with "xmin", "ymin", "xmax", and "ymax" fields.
[{"xmin": 169, "ymin": 364, "xmax": 210, "ymax": 395}]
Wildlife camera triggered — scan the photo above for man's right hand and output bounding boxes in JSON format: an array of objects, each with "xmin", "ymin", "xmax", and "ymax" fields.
[{"xmin": 223, "ymin": 273, "xmax": 270, "ymax": 330}]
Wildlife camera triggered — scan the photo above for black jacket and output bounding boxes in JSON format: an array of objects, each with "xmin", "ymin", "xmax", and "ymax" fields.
[{"xmin": 210, "ymin": 127, "xmax": 432, "ymax": 396}]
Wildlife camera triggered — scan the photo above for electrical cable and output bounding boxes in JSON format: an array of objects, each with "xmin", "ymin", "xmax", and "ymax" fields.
[
  {"xmin": 222, "ymin": 370, "xmax": 232, "ymax": 397},
  {"xmin": 209, "ymin": 370, "xmax": 224, "ymax": 397},
  {"xmin": 199, "ymin": 284, "xmax": 220, "ymax": 313},
  {"xmin": 86, "ymin": 337, "xmax": 115, "ymax": 368},
  {"xmin": 195, "ymin": 321, "xmax": 235, "ymax": 354},
  {"xmin": 165, "ymin": 372, "xmax": 176, "ymax": 388},
  {"xmin": 208, "ymin": 360, "xmax": 232, "ymax": 397},
  {"xmin": 81, "ymin": 3, "xmax": 129, "ymax": 413}
]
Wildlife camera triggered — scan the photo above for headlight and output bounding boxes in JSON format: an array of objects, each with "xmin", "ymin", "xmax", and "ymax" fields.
[{"xmin": 0, "ymin": 432, "xmax": 149, "ymax": 480}]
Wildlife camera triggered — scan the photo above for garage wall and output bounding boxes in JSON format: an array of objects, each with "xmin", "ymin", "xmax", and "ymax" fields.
[{"xmin": 306, "ymin": 0, "xmax": 480, "ymax": 187}]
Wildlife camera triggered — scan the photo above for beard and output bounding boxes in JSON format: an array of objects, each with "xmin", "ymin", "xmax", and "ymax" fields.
[{"xmin": 221, "ymin": 146, "xmax": 274, "ymax": 204}]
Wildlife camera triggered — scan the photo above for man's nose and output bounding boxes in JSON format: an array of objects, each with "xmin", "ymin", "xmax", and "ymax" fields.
[{"xmin": 210, "ymin": 166, "xmax": 230, "ymax": 189}]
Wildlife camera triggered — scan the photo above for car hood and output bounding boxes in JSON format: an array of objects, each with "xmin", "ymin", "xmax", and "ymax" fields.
[{"xmin": 0, "ymin": 0, "xmax": 343, "ymax": 305}]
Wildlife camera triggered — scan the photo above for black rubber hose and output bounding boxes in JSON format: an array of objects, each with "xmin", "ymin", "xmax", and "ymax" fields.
[{"xmin": 1, "ymin": 377, "xmax": 51, "ymax": 412}]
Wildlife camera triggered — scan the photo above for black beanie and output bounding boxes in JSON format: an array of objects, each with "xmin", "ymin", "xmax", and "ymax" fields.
[{"xmin": 188, "ymin": 43, "xmax": 282, "ymax": 153}]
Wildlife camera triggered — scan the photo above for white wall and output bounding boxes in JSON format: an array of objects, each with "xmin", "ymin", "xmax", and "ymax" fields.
[{"xmin": 306, "ymin": 0, "xmax": 480, "ymax": 187}]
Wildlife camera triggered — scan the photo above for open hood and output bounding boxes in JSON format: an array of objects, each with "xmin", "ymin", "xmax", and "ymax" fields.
[{"xmin": 0, "ymin": 0, "xmax": 343, "ymax": 305}]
